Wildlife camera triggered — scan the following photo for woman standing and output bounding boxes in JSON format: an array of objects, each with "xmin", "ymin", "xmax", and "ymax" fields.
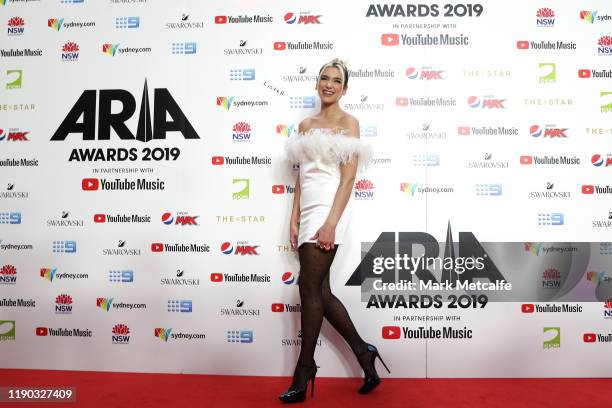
[{"xmin": 280, "ymin": 59, "xmax": 389, "ymax": 403}]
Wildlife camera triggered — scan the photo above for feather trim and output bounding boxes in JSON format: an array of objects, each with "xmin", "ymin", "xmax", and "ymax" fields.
[{"xmin": 285, "ymin": 128, "xmax": 372, "ymax": 170}]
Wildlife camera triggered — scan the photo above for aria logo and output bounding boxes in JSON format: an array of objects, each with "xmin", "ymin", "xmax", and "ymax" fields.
[{"xmin": 51, "ymin": 80, "xmax": 200, "ymax": 142}]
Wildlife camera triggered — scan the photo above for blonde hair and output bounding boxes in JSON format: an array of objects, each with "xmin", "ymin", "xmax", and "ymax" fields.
[{"xmin": 318, "ymin": 58, "xmax": 349, "ymax": 89}]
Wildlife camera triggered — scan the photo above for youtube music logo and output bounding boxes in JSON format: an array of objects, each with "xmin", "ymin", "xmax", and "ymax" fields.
[
  {"xmin": 516, "ymin": 41, "xmax": 529, "ymax": 49},
  {"xmin": 458, "ymin": 126, "xmax": 470, "ymax": 135},
  {"xmin": 93, "ymin": 214, "xmax": 106, "ymax": 223},
  {"xmin": 272, "ymin": 185, "xmax": 285, "ymax": 194},
  {"xmin": 395, "ymin": 97, "xmax": 408, "ymax": 106},
  {"xmin": 381, "ymin": 33, "xmax": 399, "ymax": 46},
  {"xmin": 271, "ymin": 303, "xmax": 284, "ymax": 312},
  {"xmin": 582, "ymin": 185, "xmax": 594, "ymax": 194},
  {"xmin": 521, "ymin": 304, "xmax": 535, "ymax": 313},
  {"xmin": 36, "ymin": 327, "xmax": 48, "ymax": 336},
  {"xmin": 382, "ymin": 326, "xmax": 401, "ymax": 339},
  {"xmin": 212, "ymin": 156, "xmax": 224, "ymax": 165},
  {"xmin": 583, "ymin": 333, "xmax": 596, "ymax": 343},
  {"xmin": 274, "ymin": 42, "xmax": 287, "ymax": 50},
  {"xmin": 151, "ymin": 243, "xmax": 164, "ymax": 252},
  {"xmin": 210, "ymin": 273, "xmax": 223, "ymax": 282},
  {"xmin": 578, "ymin": 69, "xmax": 591, "ymax": 78},
  {"xmin": 82, "ymin": 178, "xmax": 99, "ymax": 191}
]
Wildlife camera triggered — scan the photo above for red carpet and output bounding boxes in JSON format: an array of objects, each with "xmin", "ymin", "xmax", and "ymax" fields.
[{"xmin": 0, "ymin": 369, "xmax": 610, "ymax": 407}]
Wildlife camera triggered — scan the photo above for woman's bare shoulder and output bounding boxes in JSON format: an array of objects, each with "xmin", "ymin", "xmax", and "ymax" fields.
[
  {"xmin": 298, "ymin": 117, "xmax": 316, "ymax": 133},
  {"xmin": 338, "ymin": 113, "xmax": 360, "ymax": 138}
]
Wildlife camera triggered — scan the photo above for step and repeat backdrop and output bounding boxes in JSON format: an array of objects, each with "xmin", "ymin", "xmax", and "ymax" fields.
[{"xmin": 1, "ymin": 0, "xmax": 612, "ymax": 378}]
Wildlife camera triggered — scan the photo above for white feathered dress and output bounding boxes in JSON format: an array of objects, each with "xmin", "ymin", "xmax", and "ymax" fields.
[{"xmin": 285, "ymin": 128, "xmax": 372, "ymax": 247}]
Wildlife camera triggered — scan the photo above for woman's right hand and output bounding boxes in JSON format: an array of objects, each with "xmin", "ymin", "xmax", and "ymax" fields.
[{"xmin": 290, "ymin": 222, "xmax": 299, "ymax": 251}]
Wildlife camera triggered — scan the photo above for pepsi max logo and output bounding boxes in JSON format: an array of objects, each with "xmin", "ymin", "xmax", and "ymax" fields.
[
  {"xmin": 221, "ymin": 242, "xmax": 234, "ymax": 254},
  {"xmin": 161, "ymin": 212, "xmax": 199, "ymax": 226},
  {"xmin": 282, "ymin": 272, "xmax": 295, "ymax": 285},
  {"xmin": 592, "ymin": 154, "xmax": 612, "ymax": 167},
  {"xmin": 220, "ymin": 242, "xmax": 259, "ymax": 255}
]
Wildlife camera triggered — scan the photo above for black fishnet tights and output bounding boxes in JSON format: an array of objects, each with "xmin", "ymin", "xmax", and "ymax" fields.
[{"xmin": 289, "ymin": 243, "xmax": 374, "ymax": 391}]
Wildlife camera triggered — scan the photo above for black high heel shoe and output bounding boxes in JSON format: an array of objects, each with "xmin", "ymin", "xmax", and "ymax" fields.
[
  {"xmin": 357, "ymin": 343, "xmax": 390, "ymax": 394},
  {"xmin": 279, "ymin": 362, "xmax": 318, "ymax": 403}
]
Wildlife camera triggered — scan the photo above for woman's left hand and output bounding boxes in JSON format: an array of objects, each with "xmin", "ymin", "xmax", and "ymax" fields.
[{"xmin": 310, "ymin": 223, "xmax": 335, "ymax": 251}]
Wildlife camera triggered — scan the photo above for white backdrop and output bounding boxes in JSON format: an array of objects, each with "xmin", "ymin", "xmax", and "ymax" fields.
[{"xmin": 1, "ymin": 0, "xmax": 611, "ymax": 377}]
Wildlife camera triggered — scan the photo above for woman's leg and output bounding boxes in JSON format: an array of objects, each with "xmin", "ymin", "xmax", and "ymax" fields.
[
  {"xmin": 321, "ymin": 271, "xmax": 375, "ymax": 376},
  {"xmin": 288, "ymin": 243, "xmax": 338, "ymax": 390}
]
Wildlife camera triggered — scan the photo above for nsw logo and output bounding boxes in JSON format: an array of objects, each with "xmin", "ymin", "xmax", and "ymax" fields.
[
  {"xmin": 112, "ymin": 324, "xmax": 130, "ymax": 344},
  {"xmin": 55, "ymin": 294, "xmax": 73, "ymax": 314}
]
